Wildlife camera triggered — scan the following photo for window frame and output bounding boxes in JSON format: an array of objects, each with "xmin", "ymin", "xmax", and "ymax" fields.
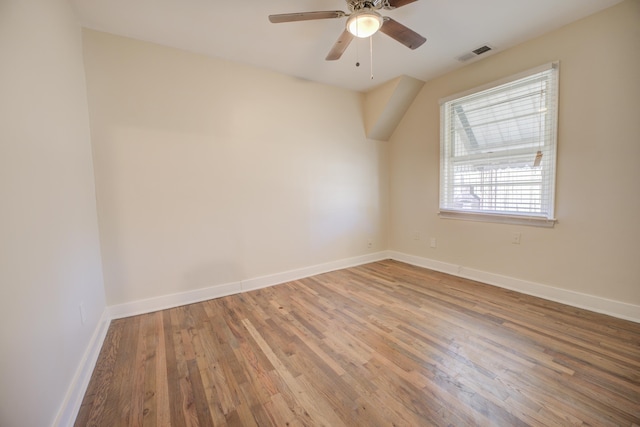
[{"xmin": 438, "ymin": 62, "xmax": 559, "ymax": 228}]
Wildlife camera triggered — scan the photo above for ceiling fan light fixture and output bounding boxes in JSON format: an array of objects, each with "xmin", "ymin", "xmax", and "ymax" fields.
[{"xmin": 346, "ymin": 10, "xmax": 383, "ymax": 38}]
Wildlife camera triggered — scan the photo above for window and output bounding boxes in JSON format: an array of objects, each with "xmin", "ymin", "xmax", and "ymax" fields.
[{"xmin": 439, "ymin": 62, "xmax": 559, "ymax": 227}]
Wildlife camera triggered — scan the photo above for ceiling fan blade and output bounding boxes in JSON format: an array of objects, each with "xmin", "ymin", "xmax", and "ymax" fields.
[
  {"xmin": 385, "ymin": 0, "xmax": 419, "ymax": 8},
  {"xmin": 379, "ymin": 17, "xmax": 426, "ymax": 50},
  {"xmin": 268, "ymin": 11, "xmax": 345, "ymax": 23},
  {"xmin": 325, "ymin": 30, "xmax": 355, "ymax": 61}
]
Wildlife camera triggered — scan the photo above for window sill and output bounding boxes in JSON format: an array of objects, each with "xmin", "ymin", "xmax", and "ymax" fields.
[{"xmin": 438, "ymin": 210, "xmax": 557, "ymax": 228}]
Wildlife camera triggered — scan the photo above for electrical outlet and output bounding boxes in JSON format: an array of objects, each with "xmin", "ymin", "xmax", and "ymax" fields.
[
  {"xmin": 430, "ymin": 237, "xmax": 437, "ymax": 248},
  {"xmin": 79, "ymin": 303, "xmax": 86, "ymax": 325},
  {"xmin": 412, "ymin": 231, "xmax": 420, "ymax": 241},
  {"xmin": 511, "ymin": 232, "xmax": 521, "ymax": 244},
  {"xmin": 367, "ymin": 239, "xmax": 373, "ymax": 248}
]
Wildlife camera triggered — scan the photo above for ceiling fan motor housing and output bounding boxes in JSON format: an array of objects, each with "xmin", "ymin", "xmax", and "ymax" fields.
[{"xmin": 349, "ymin": 0, "xmax": 384, "ymax": 12}]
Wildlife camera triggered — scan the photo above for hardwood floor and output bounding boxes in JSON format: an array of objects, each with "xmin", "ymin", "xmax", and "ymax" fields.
[{"xmin": 75, "ymin": 260, "xmax": 640, "ymax": 426}]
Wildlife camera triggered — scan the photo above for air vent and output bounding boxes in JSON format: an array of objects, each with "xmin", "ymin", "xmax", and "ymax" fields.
[
  {"xmin": 472, "ymin": 45, "xmax": 492, "ymax": 55},
  {"xmin": 457, "ymin": 44, "xmax": 494, "ymax": 62}
]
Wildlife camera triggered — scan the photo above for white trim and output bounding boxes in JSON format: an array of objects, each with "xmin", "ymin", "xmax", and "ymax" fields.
[
  {"xmin": 58, "ymin": 249, "xmax": 639, "ymax": 427},
  {"xmin": 53, "ymin": 308, "xmax": 111, "ymax": 427},
  {"xmin": 108, "ymin": 251, "xmax": 390, "ymax": 319},
  {"xmin": 438, "ymin": 210, "xmax": 557, "ymax": 228},
  {"xmin": 103, "ymin": 248, "xmax": 640, "ymax": 323},
  {"xmin": 439, "ymin": 62, "xmax": 560, "ymax": 223},
  {"xmin": 241, "ymin": 252, "xmax": 389, "ymax": 292},
  {"xmin": 439, "ymin": 61, "xmax": 558, "ymax": 105},
  {"xmin": 108, "ymin": 281, "xmax": 242, "ymax": 319},
  {"xmin": 388, "ymin": 251, "xmax": 640, "ymax": 324},
  {"xmin": 59, "ymin": 249, "xmax": 639, "ymax": 426}
]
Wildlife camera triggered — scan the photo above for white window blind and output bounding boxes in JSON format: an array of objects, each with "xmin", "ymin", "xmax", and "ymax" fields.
[{"xmin": 439, "ymin": 62, "xmax": 559, "ymax": 226}]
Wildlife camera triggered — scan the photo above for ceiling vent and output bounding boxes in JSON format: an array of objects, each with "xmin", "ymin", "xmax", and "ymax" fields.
[{"xmin": 457, "ymin": 44, "xmax": 494, "ymax": 62}]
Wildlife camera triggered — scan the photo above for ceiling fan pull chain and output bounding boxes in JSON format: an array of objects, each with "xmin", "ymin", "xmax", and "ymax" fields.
[
  {"xmin": 355, "ymin": 32, "xmax": 360, "ymax": 67},
  {"xmin": 370, "ymin": 35, "xmax": 374, "ymax": 79}
]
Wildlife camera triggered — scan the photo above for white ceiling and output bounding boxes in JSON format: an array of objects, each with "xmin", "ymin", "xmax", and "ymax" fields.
[{"xmin": 70, "ymin": 0, "xmax": 622, "ymax": 92}]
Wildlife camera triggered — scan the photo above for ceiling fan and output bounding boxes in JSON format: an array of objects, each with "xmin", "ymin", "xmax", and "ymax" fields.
[{"xmin": 268, "ymin": 0, "xmax": 426, "ymax": 61}]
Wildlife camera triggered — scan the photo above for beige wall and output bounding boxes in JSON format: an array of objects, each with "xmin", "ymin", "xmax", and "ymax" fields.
[
  {"xmin": 0, "ymin": 1, "xmax": 106, "ymax": 426},
  {"xmin": 389, "ymin": 0, "xmax": 640, "ymax": 305},
  {"xmin": 0, "ymin": 2, "xmax": 635, "ymax": 424},
  {"xmin": 82, "ymin": 30, "xmax": 388, "ymax": 305}
]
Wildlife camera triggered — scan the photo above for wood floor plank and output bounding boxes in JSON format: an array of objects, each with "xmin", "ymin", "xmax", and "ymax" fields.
[
  {"xmin": 74, "ymin": 318, "xmax": 123, "ymax": 426},
  {"xmin": 153, "ymin": 312, "xmax": 171, "ymax": 426},
  {"xmin": 162, "ymin": 310, "xmax": 186, "ymax": 427},
  {"xmin": 76, "ymin": 260, "xmax": 640, "ymax": 426},
  {"xmin": 138, "ymin": 314, "xmax": 158, "ymax": 427},
  {"xmin": 113, "ymin": 316, "xmax": 140, "ymax": 426},
  {"xmin": 241, "ymin": 318, "xmax": 346, "ymax": 427},
  {"xmin": 130, "ymin": 314, "xmax": 152, "ymax": 426}
]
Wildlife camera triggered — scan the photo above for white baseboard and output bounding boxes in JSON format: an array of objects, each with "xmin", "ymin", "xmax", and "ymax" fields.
[
  {"xmin": 108, "ymin": 249, "xmax": 640, "ymax": 323},
  {"xmin": 108, "ymin": 281, "xmax": 243, "ymax": 319},
  {"xmin": 109, "ymin": 251, "xmax": 390, "ymax": 319},
  {"xmin": 241, "ymin": 252, "xmax": 390, "ymax": 292},
  {"xmin": 60, "ymin": 252, "xmax": 389, "ymax": 425},
  {"xmin": 388, "ymin": 250, "xmax": 640, "ymax": 323},
  {"xmin": 53, "ymin": 308, "xmax": 111, "ymax": 427},
  {"xmin": 59, "ymin": 249, "xmax": 639, "ymax": 426}
]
